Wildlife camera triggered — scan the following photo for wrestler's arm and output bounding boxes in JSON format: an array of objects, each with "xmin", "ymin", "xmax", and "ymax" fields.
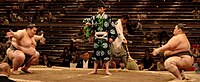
[
  {"xmin": 34, "ymin": 34, "xmax": 46, "ymax": 44},
  {"xmin": 153, "ymin": 36, "xmax": 180, "ymax": 56},
  {"xmin": 33, "ymin": 34, "xmax": 44, "ymax": 42},
  {"xmin": 6, "ymin": 30, "xmax": 24, "ymax": 40},
  {"xmin": 164, "ymin": 35, "xmax": 191, "ymax": 56}
]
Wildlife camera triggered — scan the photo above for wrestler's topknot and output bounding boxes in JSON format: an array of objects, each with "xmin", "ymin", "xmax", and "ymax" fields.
[
  {"xmin": 27, "ymin": 23, "xmax": 36, "ymax": 29},
  {"xmin": 177, "ymin": 23, "xmax": 186, "ymax": 32}
]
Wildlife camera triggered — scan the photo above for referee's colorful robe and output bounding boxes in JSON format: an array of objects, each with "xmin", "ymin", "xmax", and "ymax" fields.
[{"xmin": 90, "ymin": 13, "xmax": 117, "ymax": 61}]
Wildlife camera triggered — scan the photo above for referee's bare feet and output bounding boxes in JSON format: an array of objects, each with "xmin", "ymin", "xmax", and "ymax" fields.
[{"xmin": 105, "ymin": 72, "xmax": 112, "ymax": 75}]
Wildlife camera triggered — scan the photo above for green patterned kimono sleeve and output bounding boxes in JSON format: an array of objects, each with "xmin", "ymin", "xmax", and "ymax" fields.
[{"xmin": 108, "ymin": 19, "xmax": 117, "ymax": 41}]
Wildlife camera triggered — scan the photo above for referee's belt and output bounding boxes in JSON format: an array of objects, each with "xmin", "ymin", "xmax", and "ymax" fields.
[{"xmin": 95, "ymin": 32, "xmax": 108, "ymax": 40}]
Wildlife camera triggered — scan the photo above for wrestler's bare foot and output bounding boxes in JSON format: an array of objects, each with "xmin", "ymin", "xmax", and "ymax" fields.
[
  {"xmin": 180, "ymin": 70, "xmax": 186, "ymax": 80},
  {"xmin": 21, "ymin": 68, "xmax": 32, "ymax": 73},
  {"xmin": 12, "ymin": 70, "xmax": 20, "ymax": 75},
  {"xmin": 105, "ymin": 72, "xmax": 112, "ymax": 75},
  {"xmin": 88, "ymin": 71, "xmax": 97, "ymax": 75},
  {"xmin": 168, "ymin": 78, "xmax": 182, "ymax": 82}
]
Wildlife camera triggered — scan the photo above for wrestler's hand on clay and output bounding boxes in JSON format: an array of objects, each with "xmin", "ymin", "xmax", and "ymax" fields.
[
  {"xmin": 6, "ymin": 30, "xmax": 14, "ymax": 38},
  {"xmin": 152, "ymin": 48, "xmax": 160, "ymax": 56}
]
